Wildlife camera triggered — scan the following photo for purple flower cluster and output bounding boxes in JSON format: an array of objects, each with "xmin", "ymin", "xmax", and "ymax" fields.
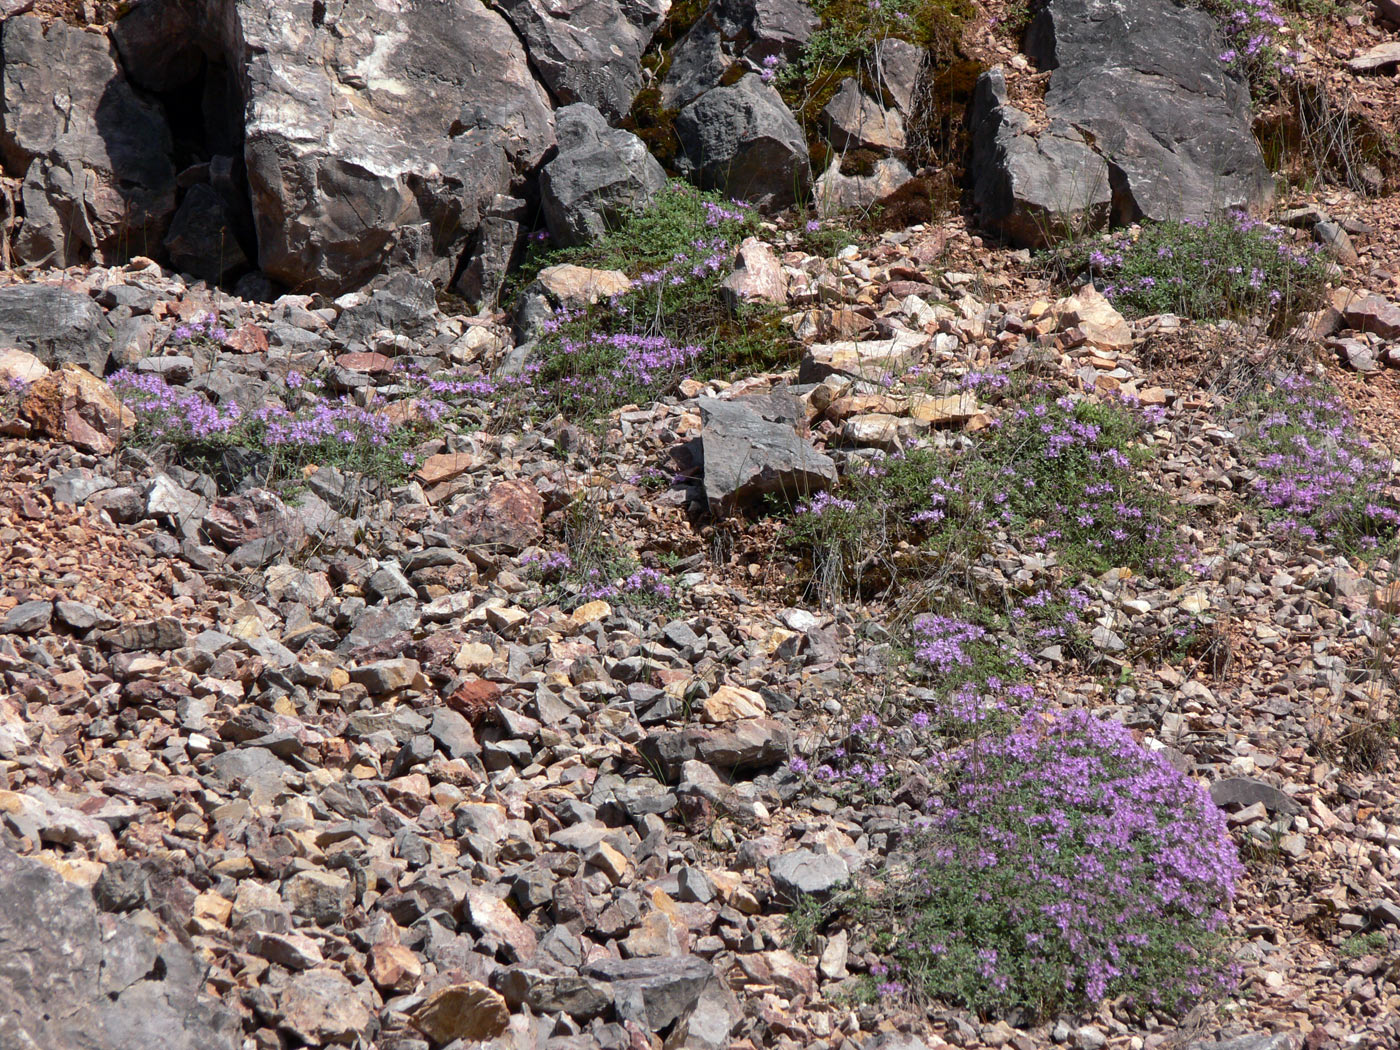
[
  {"xmin": 522, "ymin": 550, "xmax": 675, "ymax": 606},
  {"xmin": 1247, "ymin": 374, "xmax": 1400, "ymax": 549},
  {"xmin": 111, "ymin": 369, "xmax": 415, "ymax": 487},
  {"xmin": 1211, "ymin": 0, "xmax": 1297, "ymax": 80},
  {"xmin": 892, "ymin": 707, "xmax": 1242, "ymax": 1016},
  {"xmin": 171, "ymin": 312, "xmax": 229, "ymax": 346},
  {"xmin": 1081, "ymin": 212, "xmax": 1325, "ymax": 324},
  {"xmin": 795, "ymin": 490, "xmax": 858, "ymax": 517},
  {"xmin": 110, "ymin": 369, "xmax": 244, "ymax": 440}
]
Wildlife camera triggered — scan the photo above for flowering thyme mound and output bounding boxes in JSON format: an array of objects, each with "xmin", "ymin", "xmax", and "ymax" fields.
[
  {"xmin": 1069, "ymin": 212, "xmax": 1326, "ymax": 328},
  {"xmin": 875, "ymin": 709, "xmax": 1242, "ymax": 1019},
  {"xmin": 1245, "ymin": 374, "xmax": 1400, "ymax": 553}
]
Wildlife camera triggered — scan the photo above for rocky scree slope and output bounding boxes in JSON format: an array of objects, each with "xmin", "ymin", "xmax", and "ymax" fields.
[{"xmin": 1, "ymin": 199, "xmax": 1400, "ymax": 1050}]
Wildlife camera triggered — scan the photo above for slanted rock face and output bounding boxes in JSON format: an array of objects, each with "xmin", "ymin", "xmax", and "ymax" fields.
[
  {"xmin": 206, "ymin": 0, "xmax": 554, "ymax": 294},
  {"xmin": 971, "ymin": 0, "xmax": 1273, "ymax": 245},
  {"xmin": 540, "ymin": 104, "xmax": 668, "ymax": 247},
  {"xmin": 497, "ymin": 0, "xmax": 668, "ymax": 122},
  {"xmin": 661, "ymin": 0, "xmax": 820, "ymax": 110},
  {"xmin": 1026, "ymin": 0, "xmax": 1273, "ymax": 225},
  {"xmin": 969, "ymin": 68, "xmax": 1112, "ymax": 247},
  {"xmin": 0, "ymin": 14, "xmax": 177, "ymax": 268},
  {"xmin": 0, "ymin": 842, "xmax": 242, "ymax": 1050}
]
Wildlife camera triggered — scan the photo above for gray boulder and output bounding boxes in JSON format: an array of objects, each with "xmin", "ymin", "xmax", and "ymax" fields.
[
  {"xmin": 210, "ymin": 0, "xmax": 555, "ymax": 294},
  {"xmin": 497, "ymin": 0, "xmax": 662, "ymax": 121},
  {"xmin": 455, "ymin": 194, "xmax": 529, "ymax": 309},
  {"xmin": 662, "ymin": 0, "xmax": 819, "ymax": 109},
  {"xmin": 814, "ymin": 156, "xmax": 915, "ymax": 216},
  {"xmin": 676, "ymin": 75, "xmax": 809, "ymax": 209},
  {"xmin": 698, "ymin": 390, "xmax": 836, "ymax": 514},
  {"xmin": 769, "ymin": 847, "xmax": 850, "ymax": 899},
  {"xmin": 969, "ymin": 68, "xmax": 1111, "ymax": 247},
  {"xmin": 541, "ymin": 104, "xmax": 668, "ymax": 247},
  {"xmin": 822, "ymin": 78, "xmax": 906, "ymax": 152},
  {"xmin": 163, "ymin": 183, "xmax": 250, "ymax": 285},
  {"xmin": 0, "ymin": 841, "xmax": 242, "ymax": 1050},
  {"xmin": 0, "ymin": 285, "xmax": 111, "ymax": 375},
  {"xmin": 1026, "ymin": 0, "xmax": 1273, "ymax": 226},
  {"xmin": 0, "ymin": 15, "xmax": 177, "ymax": 268},
  {"xmin": 582, "ymin": 954, "xmax": 737, "ymax": 1041}
]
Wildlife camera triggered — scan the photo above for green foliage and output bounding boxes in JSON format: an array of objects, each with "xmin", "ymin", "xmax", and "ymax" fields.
[
  {"xmin": 1338, "ymin": 930, "xmax": 1388, "ymax": 959},
  {"xmin": 109, "ymin": 369, "xmax": 419, "ymax": 494},
  {"xmin": 1051, "ymin": 213, "xmax": 1329, "ymax": 331},
  {"xmin": 502, "ymin": 182, "xmax": 796, "ymax": 420},
  {"xmin": 862, "ymin": 709, "xmax": 1242, "ymax": 1020},
  {"xmin": 782, "ymin": 384, "xmax": 1178, "ymax": 603},
  {"xmin": 522, "ymin": 492, "xmax": 680, "ymax": 614}
]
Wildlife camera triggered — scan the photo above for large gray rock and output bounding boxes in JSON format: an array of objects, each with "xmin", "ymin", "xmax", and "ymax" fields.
[
  {"xmin": 581, "ymin": 955, "xmax": 737, "ymax": 1041},
  {"xmin": 770, "ymin": 847, "xmax": 849, "ymax": 899},
  {"xmin": 1025, "ymin": 0, "xmax": 1273, "ymax": 226},
  {"xmin": 822, "ymin": 78, "xmax": 905, "ymax": 152},
  {"xmin": 814, "ymin": 156, "xmax": 916, "ymax": 217},
  {"xmin": 497, "ymin": 0, "xmax": 665, "ymax": 121},
  {"xmin": 662, "ymin": 0, "xmax": 819, "ymax": 109},
  {"xmin": 540, "ymin": 104, "xmax": 668, "ymax": 247},
  {"xmin": 454, "ymin": 193, "xmax": 529, "ymax": 309},
  {"xmin": 0, "ymin": 15, "xmax": 177, "ymax": 268},
  {"xmin": 0, "ymin": 841, "xmax": 242, "ymax": 1050},
  {"xmin": 698, "ymin": 391, "xmax": 836, "ymax": 514},
  {"xmin": 675, "ymin": 75, "xmax": 808, "ymax": 209},
  {"xmin": 207, "ymin": 0, "xmax": 555, "ymax": 294},
  {"xmin": 0, "ymin": 285, "xmax": 111, "ymax": 375},
  {"xmin": 969, "ymin": 68, "xmax": 1110, "ymax": 248}
]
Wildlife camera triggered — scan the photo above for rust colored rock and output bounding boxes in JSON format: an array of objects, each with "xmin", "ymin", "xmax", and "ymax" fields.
[
  {"xmin": 336, "ymin": 351, "xmax": 393, "ymax": 373},
  {"xmin": 409, "ymin": 982, "xmax": 510, "ymax": 1044},
  {"xmin": 447, "ymin": 678, "xmax": 501, "ymax": 724},
  {"xmin": 224, "ymin": 323, "xmax": 269, "ymax": 354},
  {"xmin": 21, "ymin": 364, "xmax": 135, "ymax": 454},
  {"xmin": 203, "ymin": 489, "xmax": 305, "ymax": 551},
  {"xmin": 448, "ymin": 479, "xmax": 543, "ymax": 553},
  {"xmin": 416, "ymin": 452, "xmax": 474, "ymax": 486},
  {"xmin": 1343, "ymin": 295, "xmax": 1400, "ymax": 340}
]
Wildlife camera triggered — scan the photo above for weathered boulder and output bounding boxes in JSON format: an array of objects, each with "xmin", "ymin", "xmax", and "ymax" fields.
[
  {"xmin": 498, "ymin": 0, "xmax": 664, "ymax": 121},
  {"xmin": 719, "ymin": 236, "xmax": 789, "ymax": 311},
  {"xmin": 822, "ymin": 78, "xmax": 906, "ymax": 152},
  {"xmin": 0, "ymin": 15, "xmax": 177, "ymax": 268},
  {"xmin": 0, "ymin": 285, "xmax": 111, "ymax": 375},
  {"xmin": 814, "ymin": 156, "xmax": 915, "ymax": 217},
  {"xmin": 662, "ymin": 0, "xmax": 819, "ymax": 109},
  {"xmin": 969, "ymin": 67, "xmax": 1110, "ymax": 248},
  {"xmin": 0, "ymin": 841, "xmax": 241, "ymax": 1050},
  {"xmin": 22, "ymin": 365, "xmax": 136, "ymax": 455},
  {"xmin": 675, "ymin": 75, "xmax": 808, "ymax": 209},
  {"xmin": 1024, "ymin": 0, "xmax": 1273, "ymax": 225},
  {"xmin": 540, "ymin": 104, "xmax": 668, "ymax": 247},
  {"xmin": 698, "ymin": 391, "xmax": 836, "ymax": 514},
  {"xmin": 212, "ymin": 0, "xmax": 555, "ymax": 294}
]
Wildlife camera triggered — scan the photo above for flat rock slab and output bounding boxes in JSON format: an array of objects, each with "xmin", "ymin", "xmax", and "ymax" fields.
[
  {"xmin": 1349, "ymin": 42, "xmax": 1400, "ymax": 73},
  {"xmin": 1209, "ymin": 777, "xmax": 1301, "ymax": 817},
  {"xmin": 698, "ymin": 392, "xmax": 836, "ymax": 515}
]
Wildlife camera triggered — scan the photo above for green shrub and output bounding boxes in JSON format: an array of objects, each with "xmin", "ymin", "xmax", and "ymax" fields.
[
  {"xmin": 1055, "ymin": 212, "xmax": 1328, "ymax": 330},
  {"xmin": 863, "ymin": 707, "xmax": 1243, "ymax": 1019},
  {"xmin": 499, "ymin": 182, "xmax": 793, "ymax": 421},
  {"xmin": 782, "ymin": 383, "xmax": 1179, "ymax": 602}
]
